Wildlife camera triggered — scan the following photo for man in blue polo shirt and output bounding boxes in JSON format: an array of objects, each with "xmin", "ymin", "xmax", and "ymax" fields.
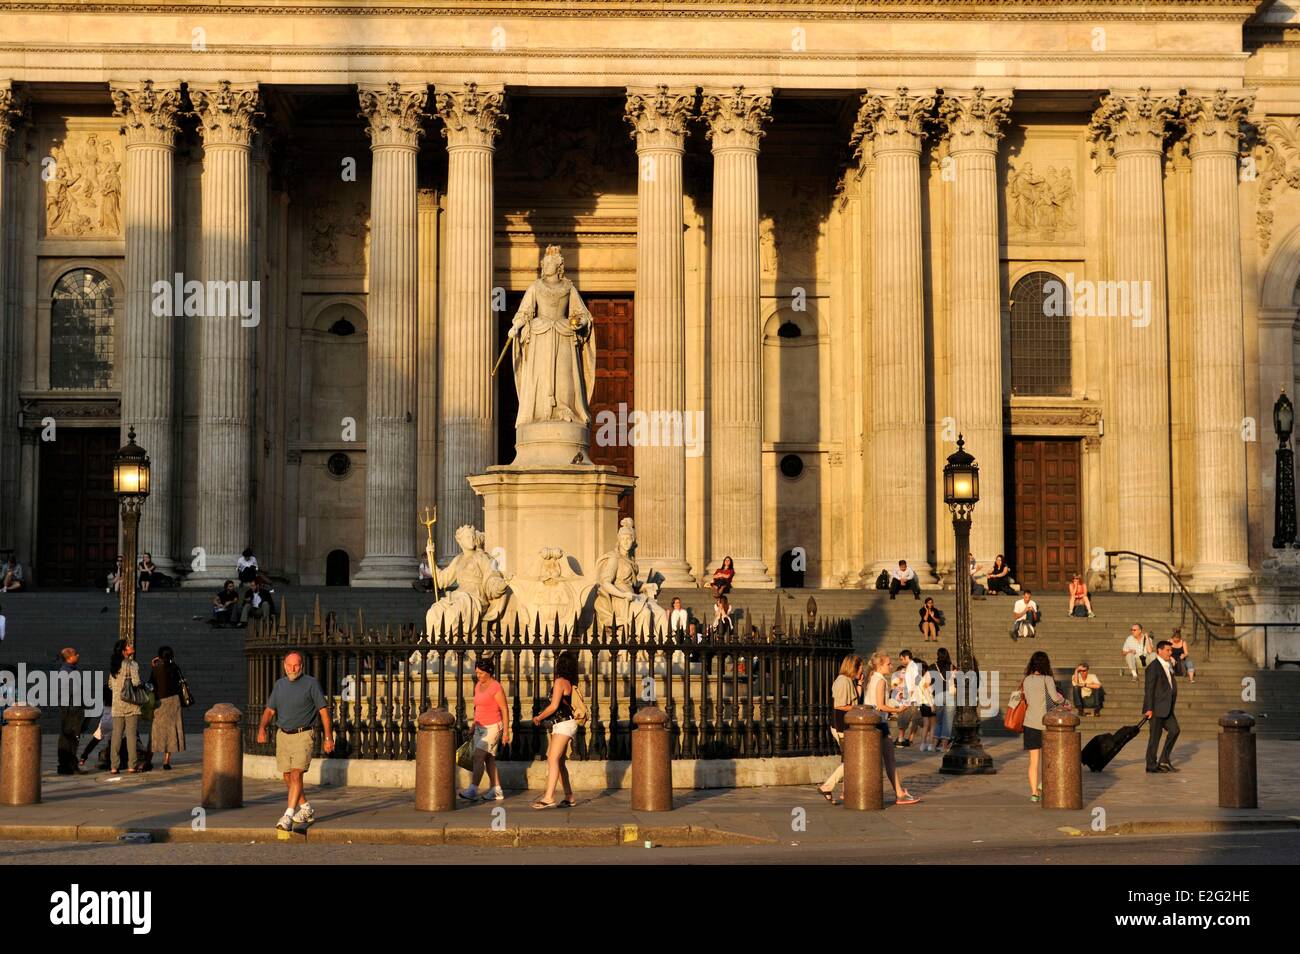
[{"xmin": 256, "ymin": 651, "xmax": 334, "ymax": 831}]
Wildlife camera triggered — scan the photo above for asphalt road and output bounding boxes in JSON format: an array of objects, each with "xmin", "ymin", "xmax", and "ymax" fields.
[{"xmin": 3, "ymin": 829, "xmax": 1297, "ymax": 865}]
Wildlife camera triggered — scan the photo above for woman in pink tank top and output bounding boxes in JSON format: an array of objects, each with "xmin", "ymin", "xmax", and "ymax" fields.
[{"xmin": 459, "ymin": 656, "xmax": 512, "ymax": 803}]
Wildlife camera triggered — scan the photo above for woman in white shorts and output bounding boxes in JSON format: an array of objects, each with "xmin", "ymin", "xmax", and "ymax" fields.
[{"xmin": 531, "ymin": 650, "xmax": 581, "ymax": 809}]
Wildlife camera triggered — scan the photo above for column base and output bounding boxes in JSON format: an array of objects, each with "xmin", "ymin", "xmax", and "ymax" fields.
[
  {"xmin": 1186, "ymin": 561, "xmax": 1253, "ymax": 592},
  {"xmin": 1110, "ymin": 556, "xmax": 1173, "ymax": 593},
  {"xmin": 181, "ymin": 555, "xmax": 242, "ymax": 588},
  {"xmin": 354, "ymin": 556, "xmax": 419, "ymax": 588},
  {"xmin": 638, "ymin": 558, "xmax": 696, "ymax": 588}
]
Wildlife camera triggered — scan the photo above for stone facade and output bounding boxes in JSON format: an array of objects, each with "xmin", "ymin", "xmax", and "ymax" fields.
[{"xmin": 1, "ymin": 1, "xmax": 1299, "ymax": 592}]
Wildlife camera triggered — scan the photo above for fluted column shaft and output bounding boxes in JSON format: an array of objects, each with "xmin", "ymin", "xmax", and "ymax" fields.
[
  {"xmin": 355, "ymin": 82, "xmax": 427, "ymax": 584},
  {"xmin": 1185, "ymin": 90, "xmax": 1253, "ymax": 586},
  {"xmin": 703, "ymin": 86, "xmax": 772, "ymax": 586},
  {"xmin": 190, "ymin": 81, "xmax": 260, "ymax": 581},
  {"xmin": 1090, "ymin": 89, "xmax": 1177, "ymax": 586},
  {"xmin": 434, "ymin": 83, "xmax": 504, "ymax": 555},
  {"xmin": 939, "ymin": 89, "xmax": 1013, "ymax": 569},
  {"xmin": 112, "ymin": 81, "xmax": 182, "ymax": 570},
  {"xmin": 626, "ymin": 86, "xmax": 695, "ymax": 584},
  {"xmin": 856, "ymin": 88, "xmax": 935, "ymax": 577}
]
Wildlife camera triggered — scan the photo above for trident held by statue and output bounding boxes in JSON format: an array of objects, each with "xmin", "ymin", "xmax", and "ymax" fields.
[{"xmin": 421, "ymin": 505, "xmax": 441, "ymax": 601}]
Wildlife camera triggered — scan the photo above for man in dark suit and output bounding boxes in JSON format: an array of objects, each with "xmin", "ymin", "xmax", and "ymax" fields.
[{"xmin": 1143, "ymin": 639, "xmax": 1180, "ymax": 773}]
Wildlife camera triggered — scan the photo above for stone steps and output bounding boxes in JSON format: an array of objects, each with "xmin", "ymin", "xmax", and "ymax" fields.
[{"xmin": 2, "ymin": 585, "xmax": 1294, "ymax": 740}]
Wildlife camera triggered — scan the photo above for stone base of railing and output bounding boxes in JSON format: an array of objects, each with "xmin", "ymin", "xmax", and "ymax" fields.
[{"xmin": 242, "ymin": 753, "xmax": 840, "ymax": 791}]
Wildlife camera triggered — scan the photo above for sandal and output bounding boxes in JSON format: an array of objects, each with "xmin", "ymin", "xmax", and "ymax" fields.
[
  {"xmin": 531, "ymin": 799, "xmax": 557, "ymax": 810},
  {"xmin": 895, "ymin": 790, "xmax": 920, "ymax": 805},
  {"xmin": 561, "ymin": 797, "xmax": 577, "ymax": 807},
  {"xmin": 816, "ymin": 785, "xmax": 836, "ymax": 804}
]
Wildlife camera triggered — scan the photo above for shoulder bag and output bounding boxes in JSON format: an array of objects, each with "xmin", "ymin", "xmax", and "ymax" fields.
[
  {"xmin": 1003, "ymin": 678, "xmax": 1028, "ymax": 733},
  {"xmin": 177, "ymin": 664, "xmax": 196, "ymax": 708}
]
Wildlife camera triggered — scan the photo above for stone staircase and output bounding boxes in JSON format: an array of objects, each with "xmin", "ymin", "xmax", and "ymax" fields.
[{"xmin": 3, "ymin": 584, "xmax": 1296, "ymax": 741}]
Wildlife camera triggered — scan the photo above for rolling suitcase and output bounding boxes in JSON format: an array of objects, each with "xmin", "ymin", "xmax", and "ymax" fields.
[{"xmin": 1081, "ymin": 716, "xmax": 1149, "ymax": 772}]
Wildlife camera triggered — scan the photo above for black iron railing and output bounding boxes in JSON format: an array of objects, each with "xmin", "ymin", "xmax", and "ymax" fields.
[
  {"xmin": 1104, "ymin": 550, "xmax": 1297, "ymax": 665},
  {"xmin": 244, "ymin": 598, "xmax": 853, "ymax": 761}
]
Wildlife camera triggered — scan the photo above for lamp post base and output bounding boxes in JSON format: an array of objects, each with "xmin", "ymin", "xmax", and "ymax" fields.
[{"xmin": 939, "ymin": 740, "xmax": 997, "ymax": 775}]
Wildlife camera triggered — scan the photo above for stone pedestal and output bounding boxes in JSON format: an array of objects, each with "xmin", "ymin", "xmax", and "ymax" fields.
[
  {"xmin": 1220, "ymin": 548, "xmax": 1300, "ymax": 668},
  {"xmin": 468, "ymin": 466, "xmax": 635, "ymax": 578}
]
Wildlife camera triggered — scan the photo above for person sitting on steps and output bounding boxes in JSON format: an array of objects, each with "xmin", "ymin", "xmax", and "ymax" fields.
[
  {"xmin": 986, "ymin": 554, "xmax": 1015, "ymax": 595},
  {"xmin": 1071, "ymin": 663, "xmax": 1104, "ymax": 716},
  {"xmin": 889, "ymin": 559, "xmax": 921, "ymax": 600},
  {"xmin": 1067, "ymin": 573, "xmax": 1095, "ymax": 618},
  {"xmin": 1011, "ymin": 589, "xmax": 1040, "ymax": 640}
]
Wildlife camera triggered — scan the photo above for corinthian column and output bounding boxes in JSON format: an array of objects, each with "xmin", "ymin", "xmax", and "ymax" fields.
[
  {"xmin": 1089, "ymin": 88, "xmax": 1178, "ymax": 588},
  {"xmin": 1182, "ymin": 89, "xmax": 1254, "ymax": 587},
  {"xmin": 111, "ymin": 80, "xmax": 182, "ymax": 572},
  {"xmin": 434, "ymin": 82, "xmax": 505, "ymax": 555},
  {"xmin": 188, "ymin": 81, "xmax": 260, "ymax": 584},
  {"xmin": 625, "ymin": 85, "xmax": 696, "ymax": 585},
  {"xmin": 702, "ymin": 86, "xmax": 773, "ymax": 587},
  {"xmin": 854, "ymin": 88, "xmax": 936, "ymax": 578},
  {"xmin": 937, "ymin": 88, "xmax": 1013, "ymax": 570},
  {"xmin": 354, "ymin": 82, "xmax": 427, "ymax": 585}
]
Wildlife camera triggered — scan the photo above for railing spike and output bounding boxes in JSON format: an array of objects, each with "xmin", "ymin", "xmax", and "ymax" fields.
[{"xmin": 313, "ymin": 594, "xmax": 322, "ymax": 629}]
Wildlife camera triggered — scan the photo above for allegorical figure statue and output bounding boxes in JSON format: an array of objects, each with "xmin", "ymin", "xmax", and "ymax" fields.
[
  {"xmin": 594, "ymin": 518, "xmax": 667, "ymax": 637},
  {"xmin": 508, "ymin": 245, "xmax": 596, "ymax": 428},
  {"xmin": 424, "ymin": 525, "xmax": 511, "ymax": 638}
]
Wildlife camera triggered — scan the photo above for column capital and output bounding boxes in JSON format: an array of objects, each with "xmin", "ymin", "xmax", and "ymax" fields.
[
  {"xmin": 1181, "ymin": 88, "xmax": 1255, "ymax": 158},
  {"xmin": 851, "ymin": 87, "xmax": 936, "ymax": 157},
  {"xmin": 1087, "ymin": 87, "xmax": 1179, "ymax": 157},
  {"xmin": 434, "ymin": 82, "xmax": 506, "ymax": 149},
  {"xmin": 111, "ymin": 80, "xmax": 183, "ymax": 149},
  {"xmin": 0, "ymin": 83, "xmax": 27, "ymax": 151},
  {"xmin": 190, "ymin": 80, "xmax": 262, "ymax": 148},
  {"xmin": 625, "ymin": 85, "xmax": 696, "ymax": 152},
  {"xmin": 701, "ymin": 85, "xmax": 772, "ymax": 152},
  {"xmin": 359, "ymin": 81, "xmax": 429, "ymax": 150},
  {"xmin": 936, "ymin": 87, "xmax": 1014, "ymax": 153}
]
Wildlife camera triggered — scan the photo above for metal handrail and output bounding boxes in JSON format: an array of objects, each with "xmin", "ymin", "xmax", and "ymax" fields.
[
  {"xmin": 1103, "ymin": 550, "xmax": 1298, "ymax": 666},
  {"xmin": 1104, "ymin": 550, "xmax": 1238, "ymax": 660}
]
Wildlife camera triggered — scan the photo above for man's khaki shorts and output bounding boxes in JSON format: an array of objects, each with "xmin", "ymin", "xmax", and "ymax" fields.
[{"xmin": 276, "ymin": 729, "xmax": 315, "ymax": 774}]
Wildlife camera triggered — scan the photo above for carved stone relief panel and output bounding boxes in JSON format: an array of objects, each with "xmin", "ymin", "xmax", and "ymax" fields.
[
  {"xmin": 1001, "ymin": 127, "xmax": 1085, "ymax": 246},
  {"xmin": 302, "ymin": 180, "xmax": 370, "ymax": 277},
  {"xmin": 42, "ymin": 123, "xmax": 125, "ymax": 240},
  {"xmin": 760, "ymin": 178, "xmax": 830, "ymax": 281}
]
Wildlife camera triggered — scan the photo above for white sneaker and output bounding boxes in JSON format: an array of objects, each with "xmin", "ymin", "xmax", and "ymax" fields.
[
  {"xmin": 275, "ymin": 812, "xmax": 294, "ymax": 831},
  {"xmin": 458, "ymin": 786, "xmax": 479, "ymax": 801},
  {"xmin": 483, "ymin": 787, "xmax": 504, "ymax": 802},
  {"xmin": 292, "ymin": 804, "xmax": 315, "ymax": 825}
]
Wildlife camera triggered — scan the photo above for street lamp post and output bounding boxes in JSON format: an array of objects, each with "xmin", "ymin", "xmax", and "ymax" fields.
[
  {"xmin": 1274, "ymin": 389, "xmax": 1297, "ymax": 550},
  {"xmin": 940, "ymin": 435, "xmax": 996, "ymax": 775},
  {"xmin": 112, "ymin": 426, "xmax": 151, "ymax": 649}
]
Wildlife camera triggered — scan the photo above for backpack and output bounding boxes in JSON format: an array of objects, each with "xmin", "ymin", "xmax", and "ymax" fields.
[
  {"xmin": 875, "ymin": 569, "xmax": 891, "ymax": 590},
  {"xmin": 570, "ymin": 683, "xmax": 590, "ymax": 726}
]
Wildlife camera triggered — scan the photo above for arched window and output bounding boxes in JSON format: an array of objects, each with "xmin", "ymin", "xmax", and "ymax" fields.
[
  {"xmin": 50, "ymin": 268, "xmax": 115, "ymax": 389},
  {"xmin": 1009, "ymin": 270, "xmax": 1071, "ymax": 397},
  {"xmin": 326, "ymin": 549, "xmax": 350, "ymax": 587}
]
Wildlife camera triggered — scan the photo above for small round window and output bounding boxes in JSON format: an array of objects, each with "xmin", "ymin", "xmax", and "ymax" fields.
[
  {"xmin": 779, "ymin": 454, "xmax": 804, "ymax": 479},
  {"xmin": 326, "ymin": 452, "xmax": 352, "ymax": 478}
]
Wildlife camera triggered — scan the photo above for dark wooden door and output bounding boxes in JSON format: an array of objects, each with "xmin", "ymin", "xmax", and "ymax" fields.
[
  {"xmin": 38, "ymin": 427, "xmax": 119, "ymax": 587},
  {"xmin": 587, "ymin": 297, "xmax": 634, "ymax": 521},
  {"xmin": 1010, "ymin": 439, "xmax": 1082, "ymax": 590}
]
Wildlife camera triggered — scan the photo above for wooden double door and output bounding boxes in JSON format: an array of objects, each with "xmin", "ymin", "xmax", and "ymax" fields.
[
  {"xmin": 1008, "ymin": 438, "xmax": 1082, "ymax": 590},
  {"xmin": 496, "ymin": 295, "xmax": 634, "ymax": 520},
  {"xmin": 38, "ymin": 427, "xmax": 119, "ymax": 587}
]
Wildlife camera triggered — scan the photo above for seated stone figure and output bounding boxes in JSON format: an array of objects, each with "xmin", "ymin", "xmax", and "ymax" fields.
[
  {"xmin": 424, "ymin": 525, "xmax": 511, "ymax": 639},
  {"xmin": 593, "ymin": 518, "xmax": 667, "ymax": 638},
  {"xmin": 508, "ymin": 547, "xmax": 596, "ymax": 636}
]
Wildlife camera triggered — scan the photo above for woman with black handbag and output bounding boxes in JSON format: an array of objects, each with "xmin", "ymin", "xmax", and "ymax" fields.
[
  {"xmin": 530, "ymin": 650, "xmax": 583, "ymax": 810},
  {"xmin": 149, "ymin": 646, "xmax": 187, "ymax": 770},
  {"xmin": 817, "ymin": 654, "xmax": 863, "ymax": 805},
  {"xmin": 108, "ymin": 640, "xmax": 144, "ymax": 775}
]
